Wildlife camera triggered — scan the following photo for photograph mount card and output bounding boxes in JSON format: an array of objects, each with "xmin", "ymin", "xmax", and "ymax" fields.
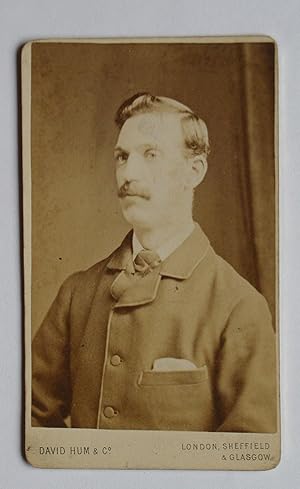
[{"xmin": 22, "ymin": 36, "xmax": 280, "ymax": 469}]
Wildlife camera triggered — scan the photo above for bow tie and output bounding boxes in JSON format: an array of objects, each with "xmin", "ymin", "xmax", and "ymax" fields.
[
  {"xmin": 134, "ymin": 249, "xmax": 162, "ymax": 275},
  {"xmin": 110, "ymin": 249, "xmax": 162, "ymax": 301}
]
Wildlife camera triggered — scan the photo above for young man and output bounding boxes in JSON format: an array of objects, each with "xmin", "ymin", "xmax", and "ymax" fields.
[{"xmin": 32, "ymin": 93, "xmax": 277, "ymax": 432}]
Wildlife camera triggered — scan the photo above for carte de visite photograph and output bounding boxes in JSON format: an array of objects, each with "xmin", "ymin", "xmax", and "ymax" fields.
[{"xmin": 23, "ymin": 37, "xmax": 280, "ymax": 470}]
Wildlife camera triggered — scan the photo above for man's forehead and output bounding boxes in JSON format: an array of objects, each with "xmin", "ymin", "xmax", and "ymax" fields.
[{"xmin": 116, "ymin": 112, "xmax": 184, "ymax": 148}]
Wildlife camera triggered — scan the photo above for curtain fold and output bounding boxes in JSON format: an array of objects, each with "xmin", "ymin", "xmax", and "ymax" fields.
[{"xmin": 239, "ymin": 43, "xmax": 276, "ymax": 322}]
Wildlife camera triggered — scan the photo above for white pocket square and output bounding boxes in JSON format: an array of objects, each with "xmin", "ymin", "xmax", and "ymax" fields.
[{"xmin": 152, "ymin": 357, "xmax": 198, "ymax": 371}]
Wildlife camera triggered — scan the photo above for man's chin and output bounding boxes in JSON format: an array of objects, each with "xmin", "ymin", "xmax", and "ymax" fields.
[{"xmin": 121, "ymin": 206, "xmax": 152, "ymax": 228}]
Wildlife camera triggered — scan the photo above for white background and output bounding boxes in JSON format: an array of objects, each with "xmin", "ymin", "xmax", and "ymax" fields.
[{"xmin": 1, "ymin": 0, "xmax": 299, "ymax": 487}]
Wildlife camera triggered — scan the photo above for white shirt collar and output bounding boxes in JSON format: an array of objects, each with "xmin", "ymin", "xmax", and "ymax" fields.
[
  {"xmin": 132, "ymin": 232, "xmax": 145, "ymax": 261},
  {"xmin": 132, "ymin": 222, "xmax": 195, "ymax": 262}
]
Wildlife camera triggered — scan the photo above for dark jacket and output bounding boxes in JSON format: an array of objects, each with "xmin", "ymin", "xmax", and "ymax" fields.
[{"xmin": 32, "ymin": 224, "xmax": 277, "ymax": 432}]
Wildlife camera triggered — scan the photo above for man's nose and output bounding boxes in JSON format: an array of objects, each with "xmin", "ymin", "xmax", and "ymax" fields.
[{"xmin": 122, "ymin": 152, "xmax": 141, "ymax": 180}]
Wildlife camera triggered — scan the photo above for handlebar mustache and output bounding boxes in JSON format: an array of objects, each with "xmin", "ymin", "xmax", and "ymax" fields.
[{"xmin": 118, "ymin": 182, "xmax": 151, "ymax": 200}]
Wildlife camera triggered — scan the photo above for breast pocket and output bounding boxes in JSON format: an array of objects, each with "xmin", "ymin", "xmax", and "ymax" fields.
[
  {"xmin": 136, "ymin": 364, "xmax": 215, "ymax": 431},
  {"xmin": 138, "ymin": 365, "xmax": 208, "ymax": 386}
]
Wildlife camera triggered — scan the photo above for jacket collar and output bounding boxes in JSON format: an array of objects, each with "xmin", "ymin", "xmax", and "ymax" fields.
[
  {"xmin": 106, "ymin": 222, "xmax": 210, "ymax": 280},
  {"xmin": 106, "ymin": 230, "xmax": 134, "ymax": 273},
  {"xmin": 111, "ymin": 267, "xmax": 162, "ymax": 309}
]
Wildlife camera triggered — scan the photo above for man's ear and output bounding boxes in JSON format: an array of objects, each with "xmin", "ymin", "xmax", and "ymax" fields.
[{"xmin": 185, "ymin": 155, "xmax": 208, "ymax": 189}]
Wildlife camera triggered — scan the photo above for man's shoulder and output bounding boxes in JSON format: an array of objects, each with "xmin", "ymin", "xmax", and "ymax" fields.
[
  {"xmin": 205, "ymin": 248, "xmax": 270, "ymax": 313},
  {"xmin": 60, "ymin": 240, "xmax": 125, "ymax": 292},
  {"xmin": 65, "ymin": 253, "xmax": 113, "ymax": 286}
]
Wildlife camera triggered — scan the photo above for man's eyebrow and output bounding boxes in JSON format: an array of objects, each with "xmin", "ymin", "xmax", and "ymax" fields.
[
  {"xmin": 114, "ymin": 146, "xmax": 128, "ymax": 155},
  {"xmin": 140, "ymin": 143, "xmax": 159, "ymax": 150},
  {"xmin": 114, "ymin": 144, "xmax": 159, "ymax": 154}
]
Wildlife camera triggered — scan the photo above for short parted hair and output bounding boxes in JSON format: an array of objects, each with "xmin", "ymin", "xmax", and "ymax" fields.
[{"xmin": 115, "ymin": 92, "xmax": 210, "ymax": 158}]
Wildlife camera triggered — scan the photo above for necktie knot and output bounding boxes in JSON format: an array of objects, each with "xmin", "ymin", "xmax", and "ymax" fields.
[{"xmin": 134, "ymin": 249, "xmax": 161, "ymax": 274}]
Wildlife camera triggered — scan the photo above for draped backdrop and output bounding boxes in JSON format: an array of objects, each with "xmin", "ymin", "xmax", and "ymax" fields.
[{"xmin": 31, "ymin": 41, "xmax": 276, "ymax": 334}]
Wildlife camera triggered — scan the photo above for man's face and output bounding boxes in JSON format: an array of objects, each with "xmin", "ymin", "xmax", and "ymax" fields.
[{"xmin": 114, "ymin": 112, "xmax": 192, "ymax": 229}]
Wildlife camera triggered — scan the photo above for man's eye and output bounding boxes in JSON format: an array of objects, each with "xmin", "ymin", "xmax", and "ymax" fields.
[
  {"xmin": 145, "ymin": 150, "xmax": 157, "ymax": 160},
  {"xmin": 116, "ymin": 153, "xmax": 128, "ymax": 164}
]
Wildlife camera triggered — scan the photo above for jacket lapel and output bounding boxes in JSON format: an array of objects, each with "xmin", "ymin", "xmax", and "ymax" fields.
[
  {"xmin": 106, "ymin": 223, "xmax": 210, "ymax": 308},
  {"xmin": 111, "ymin": 267, "xmax": 162, "ymax": 308}
]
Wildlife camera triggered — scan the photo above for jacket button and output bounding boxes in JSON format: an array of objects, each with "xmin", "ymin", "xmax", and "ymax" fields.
[
  {"xmin": 111, "ymin": 354, "xmax": 122, "ymax": 366},
  {"xmin": 103, "ymin": 406, "xmax": 117, "ymax": 418}
]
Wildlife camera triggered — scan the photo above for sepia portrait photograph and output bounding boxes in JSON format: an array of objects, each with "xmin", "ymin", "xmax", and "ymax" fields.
[{"xmin": 23, "ymin": 37, "xmax": 280, "ymax": 469}]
